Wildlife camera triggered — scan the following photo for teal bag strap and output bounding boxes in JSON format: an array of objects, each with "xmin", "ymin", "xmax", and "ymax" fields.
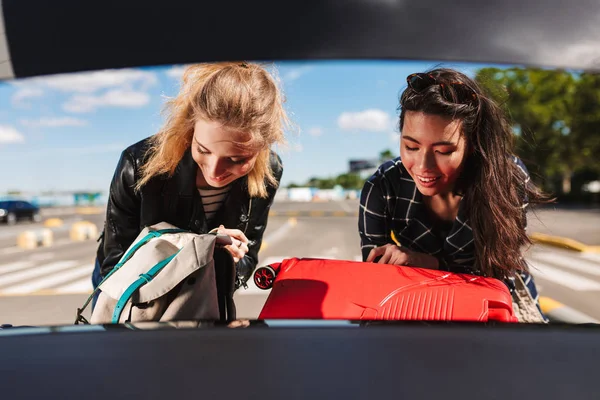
[
  {"xmin": 113, "ymin": 229, "xmax": 186, "ymax": 269},
  {"xmin": 74, "ymin": 228, "xmax": 188, "ymax": 325},
  {"xmin": 111, "ymin": 250, "xmax": 181, "ymax": 323}
]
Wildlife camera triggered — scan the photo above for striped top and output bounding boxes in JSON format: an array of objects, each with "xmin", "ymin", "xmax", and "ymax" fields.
[{"xmin": 198, "ymin": 185, "xmax": 231, "ymax": 222}]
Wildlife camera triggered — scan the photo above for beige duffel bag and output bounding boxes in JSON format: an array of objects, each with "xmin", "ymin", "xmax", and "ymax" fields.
[{"xmin": 75, "ymin": 222, "xmax": 236, "ymax": 325}]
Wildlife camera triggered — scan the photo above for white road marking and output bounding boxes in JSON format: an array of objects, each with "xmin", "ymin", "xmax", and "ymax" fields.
[
  {"xmin": 580, "ymin": 252, "xmax": 600, "ymax": 263},
  {"xmin": 527, "ymin": 259, "xmax": 600, "ymax": 291},
  {"xmin": 261, "ymin": 218, "xmax": 297, "ymax": 246},
  {"xmin": 29, "ymin": 252, "xmax": 55, "ymax": 262},
  {"xmin": 0, "ymin": 261, "xmax": 34, "ymax": 275},
  {"xmin": 339, "ymin": 201, "xmax": 353, "ymax": 213},
  {"xmin": 2, "ymin": 264, "xmax": 94, "ymax": 295},
  {"xmin": 54, "ymin": 277, "xmax": 93, "ymax": 294},
  {"xmin": 0, "ymin": 243, "xmax": 597, "ymax": 301},
  {"xmin": 528, "ymin": 252, "xmax": 600, "ymax": 277},
  {"xmin": 0, "ymin": 260, "xmax": 79, "ymax": 288},
  {"xmin": 323, "ymin": 246, "xmax": 339, "ymax": 257}
]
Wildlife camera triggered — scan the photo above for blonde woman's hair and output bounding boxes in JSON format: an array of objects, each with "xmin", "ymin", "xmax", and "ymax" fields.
[{"xmin": 136, "ymin": 61, "xmax": 289, "ymax": 198}]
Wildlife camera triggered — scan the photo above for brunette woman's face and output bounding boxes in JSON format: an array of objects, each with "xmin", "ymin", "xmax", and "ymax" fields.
[
  {"xmin": 191, "ymin": 119, "xmax": 259, "ymax": 188},
  {"xmin": 400, "ymin": 111, "xmax": 469, "ymax": 197}
]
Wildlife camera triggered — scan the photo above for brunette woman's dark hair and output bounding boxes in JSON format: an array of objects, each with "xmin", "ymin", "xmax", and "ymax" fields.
[{"xmin": 399, "ymin": 68, "xmax": 550, "ymax": 277}]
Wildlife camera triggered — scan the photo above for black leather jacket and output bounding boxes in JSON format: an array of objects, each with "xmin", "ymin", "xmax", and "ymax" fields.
[{"xmin": 96, "ymin": 137, "xmax": 283, "ymax": 287}]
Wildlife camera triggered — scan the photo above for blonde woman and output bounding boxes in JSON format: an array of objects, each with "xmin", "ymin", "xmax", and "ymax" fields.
[{"xmin": 92, "ymin": 62, "xmax": 288, "ymax": 303}]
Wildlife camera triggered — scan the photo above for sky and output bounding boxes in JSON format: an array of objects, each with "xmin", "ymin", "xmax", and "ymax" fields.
[{"xmin": 0, "ymin": 59, "xmax": 511, "ymax": 193}]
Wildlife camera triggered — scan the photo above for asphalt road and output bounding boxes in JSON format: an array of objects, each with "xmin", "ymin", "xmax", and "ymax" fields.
[
  {"xmin": 0, "ymin": 202, "xmax": 599, "ymax": 326},
  {"xmin": 527, "ymin": 207, "xmax": 600, "ymax": 246}
]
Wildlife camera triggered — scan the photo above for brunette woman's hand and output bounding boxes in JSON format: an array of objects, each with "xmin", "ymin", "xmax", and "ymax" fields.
[{"xmin": 366, "ymin": 244, "xmax": 440, "ymax": 269}]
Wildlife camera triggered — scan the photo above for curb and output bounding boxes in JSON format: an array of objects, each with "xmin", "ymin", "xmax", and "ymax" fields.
[
  {"xmin": 11, "ymin": 221, "xmax": 100, "ymax": 251},
  {"xmin": 16, "ymin": 229, "xmax": 53, "ymax": 249},
  {"xmin": 269, "ymin": 210, "xmax": 358, "ymax": 217},
  {"xmin": 70, "ymin": 221, "xmax": 99, "ymax": 241},
  {"xmin": 538, "ymin": 296, "xmax": 600, "ymax": 324},
  {"xmin": 529, "ymin": 232, "xmax": 600, "ymax": 253}
]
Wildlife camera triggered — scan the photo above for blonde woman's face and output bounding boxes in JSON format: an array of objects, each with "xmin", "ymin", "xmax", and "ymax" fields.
[{"xmin": 191, "ymin": 119, "xmax": 259, "ymax": 188}]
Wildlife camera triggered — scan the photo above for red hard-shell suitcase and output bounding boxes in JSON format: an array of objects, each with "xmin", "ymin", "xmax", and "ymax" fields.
[{"xmin": 255, "ymin": 258, "xmax": 517, "ymax": 322}]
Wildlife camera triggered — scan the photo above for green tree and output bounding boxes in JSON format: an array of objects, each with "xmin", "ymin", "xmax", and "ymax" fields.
[
  {"xmin": 335, "ymin": 173, "xmax": 364, "ymax": 190},
  {"xmin": 379, "ymin": 149, "xmax": 395, "ymax": 163},
  {"xmin": 570, "ymin": 73, "xmax": 600, "ymax": 179},
  {"xmin": 474, "ymin": 67, "xmax": 598, "ymax": 194},
  {"xmin": 316, "ymin": 178, "xmax": 336, "ymax": 189},
  {"xmin": 305, "ymin": 176, "xmax": 336, "ymax": 189},
  {"xmin": 306, "ymin": 177, "xmax": 321, "ymax": 187}
]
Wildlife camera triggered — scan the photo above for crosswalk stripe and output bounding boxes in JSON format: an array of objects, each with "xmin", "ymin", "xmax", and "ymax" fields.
[
  {"xmin": 528, "ymin": 252, "xmax": 600, "ymax": 277},
  {"xmin": 0, "ymin": 250, "xmax": 598, "ymax": 296},
  {"xmin": 527, "ymin": 259, "xmax": 600, "ymax": 291},
  {"xmin": 581, "ymin": 253, "xmax": 600, "ymax": 263},
  {"xmin": 54, "ymin": 277, "xmax": 93, "ymax": 293},
  {"xmin": 0, "ymin": 260, "xmax": 79, "ymax": 288},
  {"xmin": 29, "ymin": 252, "xmax": 55, "ymax": 262},
  {"xmin": 0, "ymin": 261, "xmax": 34, "ymax": 275},
  {"xmin": 1, "ymin": 264, "xmax": 94, "ymax": 295}
]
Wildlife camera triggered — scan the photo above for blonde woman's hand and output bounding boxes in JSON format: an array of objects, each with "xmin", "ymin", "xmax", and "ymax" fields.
[{"xmin": 217, "ymin": 225, "xmax": 249, "ymax": 262}]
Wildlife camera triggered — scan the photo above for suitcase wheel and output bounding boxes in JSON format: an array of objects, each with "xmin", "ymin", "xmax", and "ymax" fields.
[{"xmin": 254, "ymin": 265, "xmax": 277, "ymax": 290}]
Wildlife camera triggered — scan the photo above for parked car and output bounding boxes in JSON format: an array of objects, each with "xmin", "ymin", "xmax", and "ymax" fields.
[{"xmin": 0, "ymin": 200, "xmax": 42, "ymax": 225}]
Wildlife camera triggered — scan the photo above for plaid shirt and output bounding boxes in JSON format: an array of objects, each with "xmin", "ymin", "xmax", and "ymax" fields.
[{"xmin": 358, "ymin": 156, "xmax": 546, "ymax": 319}]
